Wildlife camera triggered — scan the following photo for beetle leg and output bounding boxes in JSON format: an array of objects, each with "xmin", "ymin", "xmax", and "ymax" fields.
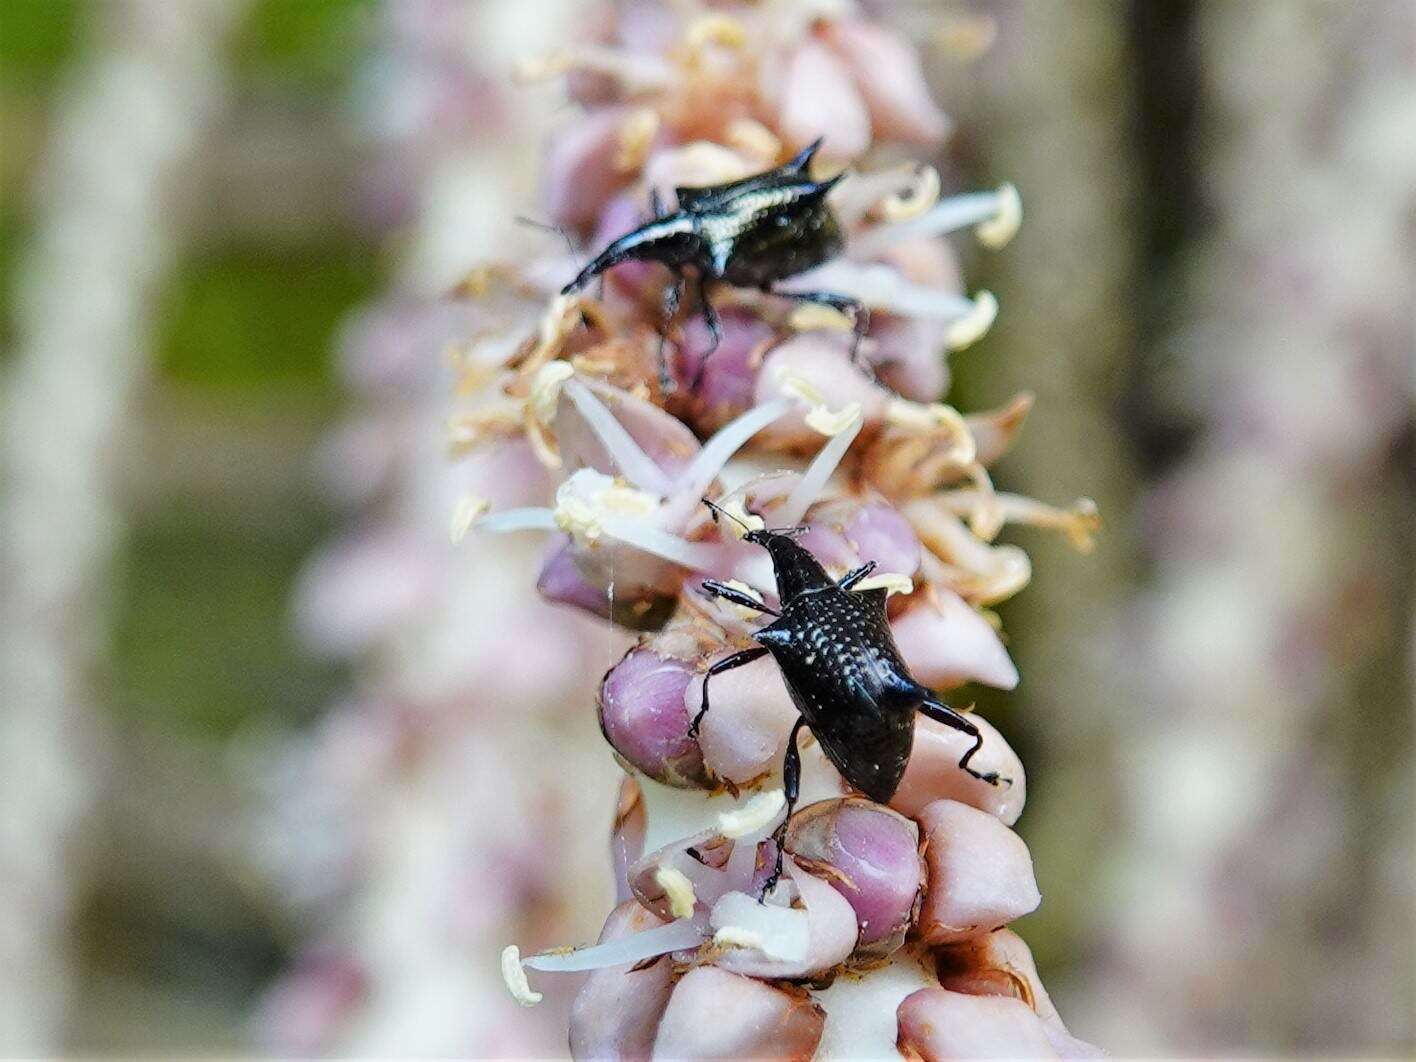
[
  {"xmin": 700, "ymin": 579, "xmax": 780, "ymax": 616},
  {"xmin": 760, "ymin": 716, "xmax": 807, "ymax": 901},
  {"xmin": 649, "ymin": 186, "xmax": 666, "ymax": 219},
  {"xmin": 774, "ymin": 289, "xmax": 873, "ymax": 376},
  {"xmin": 838, "ymin": 560, "xmax": 877, "ymax": 590},
  {"xmin": 657, "ymin": 274, "xmax": 685, "ymax": 394},
  {"xmin": 918, "ymin": 693, "xmax": 1009, "ymax": 787},
  {"xmin": 689, "ymin": 646, "xmax": 770, "ymax": 737},
  {"xmin": 690, "ymin": 275, "xmax": 722, "ymax": 390}
]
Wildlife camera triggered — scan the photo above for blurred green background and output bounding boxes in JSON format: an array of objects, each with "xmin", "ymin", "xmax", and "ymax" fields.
[{"xmin": 4, "ymin": 0, "xmax": 381, "ymax": 1047}]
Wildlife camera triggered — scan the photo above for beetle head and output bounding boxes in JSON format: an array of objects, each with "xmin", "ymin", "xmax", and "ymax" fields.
[
  {"xmin": 561, "ymin": 215, "xmax": 702, "ymax": 294},
  {"xmin": 703, "ymin": 498, "xmax": 831, "ymax": 600}
]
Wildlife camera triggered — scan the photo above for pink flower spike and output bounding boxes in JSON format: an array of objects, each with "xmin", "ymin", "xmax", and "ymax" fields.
[{"xmin": 916, "ymin": 799, "xmax": 1041, "ymax": 944}]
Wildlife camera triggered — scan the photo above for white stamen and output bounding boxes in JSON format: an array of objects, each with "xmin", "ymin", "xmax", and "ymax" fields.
[
  {"xmin": 450, "ymin": 495, "xmax": 490, "ymax": 544},
  {"xmin": 676, "ymin": 399, "xmax": 793, "ymax": 505},
  {"xmin": 477, "ymin": 507, "xmax": 560, "ymax": 534},
  {"xmin": 717, "ymin": 788, "xmax": 785, "ymax": 839},
  {"xmin": 521, "ymin": 918, "xmax": 702, "ymax": 972},
  {"xmin": 601, "ymin": 517, "xmax": 722, "ymax": 571},
  {"xmin": 779, "ymin": 410, "xmax": 864, "ymax": 526},
  {"xmin": 500, "ymin": 946, "xmax": 543, "ymax": 1006},
  {"xmin": 850, "ymin": 187, "xmax": 1017, "ymax": 258},
  {"xmin": 685, "ymin": 13, "xmax": 747, "ymax": 49},
  {"xmin": 655, "ymin": 866, "xmax": 699, "ymax": 919},
  {"xmin": 615, "ymin": 107, "xmax": 660, "ymax": 173},
  {"xmin": 854, "ymin": 572, "xmax": 914, "ymax": 596},
  {"xmin": 725, "ymin": 119, "xmax": 781, "ymax": 164},
  {"xmin": 778, "ymin": 261, "xmax": 977, "ymax": 321},
  {"xmin": 563, "ymin": 380, "xmax": 673, "ymax": 495},
  {"xmin": 886, "ymin": 400, "xmax": 978, "ymax": 466},
  {"xmin": 975, "ymin": 183, "xmax": 1022, "ymax": 248},
  {"xmin": 946, "ymin": 291, "xmax": 998, "ymax": 349}
]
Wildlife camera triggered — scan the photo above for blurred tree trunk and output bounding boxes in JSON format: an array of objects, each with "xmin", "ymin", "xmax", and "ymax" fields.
[
  {"xmin": 928, "ymin": 0, "xmax": 1143, "ymax": 1009},
  {"xmin": 1095, "ymin": 0, "xmax": 1415, "ymax": 1052}
]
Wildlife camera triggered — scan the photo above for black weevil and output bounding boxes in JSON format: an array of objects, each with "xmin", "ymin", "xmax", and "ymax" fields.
[
  {"xmin": 560, "ymin": 139, "xmax": 867, "ymax": 392},
  {"xmin": 693, "ymin": 499, "xmax": 1007, "ymax": 896}
]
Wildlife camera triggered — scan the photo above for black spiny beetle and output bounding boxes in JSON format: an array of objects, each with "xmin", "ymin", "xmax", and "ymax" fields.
[
  {"xmin": 693, "ymin": 500, "xmax": 1007, "ymax": 895},
  {"xmin": 560, "ymin": 138, "xmax": 867, "ymax": 393}
]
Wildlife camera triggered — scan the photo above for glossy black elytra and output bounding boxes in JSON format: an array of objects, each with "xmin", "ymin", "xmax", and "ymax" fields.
[
  {"xmin": 560, "ymin": 139, "xmax": 867, "ymax": 393},
  {"xmin": 693, "ymin": 500, "xmax": 1006, "ymax": 896}
]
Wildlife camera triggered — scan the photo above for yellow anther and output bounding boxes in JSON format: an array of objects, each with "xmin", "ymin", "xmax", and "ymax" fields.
[
  {"xmin": 975, "ymin": 183, "xmax": 1022, "ymax": 249},
  {"xmin": 879, "ymin": 166, "xmax": 942, "ymax": 222},
  {"xmin": 450, "ymin": 495, "xmax": 490, "ymax": 544},
  {"xmin": 788, "ymin": 302, "xmax": 854, "ymax": 334},
  {"xmin": 686, "ymin": 14, "xmax": 748, "ymax": 50},
  {"xmin": 615, "ymin": 108, "xmax": 660, "ymax": 173},
  {"xmin": 946, "ymin": 291, "xmax": 999, "ymax": 350},
  {"xmin": 853, "ymin": 572, "xmax": 915, "ymax": 596},
  {"xmin": 529, "ymin": 360, "xmax": 575, "ymax": 425}
]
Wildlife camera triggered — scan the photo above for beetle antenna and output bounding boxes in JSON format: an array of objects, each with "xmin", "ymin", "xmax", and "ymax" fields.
[
  {"xmin": 514, "ymin": 215, "xmax": 580, "ymax": 262},
  {"xmin": 701, "ymin": 497, "xmax": 751, "ymax": 534}
]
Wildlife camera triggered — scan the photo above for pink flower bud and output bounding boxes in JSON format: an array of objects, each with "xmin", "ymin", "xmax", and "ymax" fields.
[
  {"xmin": 892, "ymin": 588, "xmax": 1019, "ymax": 690},
  {"xmin": 569, "ymin": 901, "xmax": 676, "ymax": 1061},
  {"xmin": 599, "ymin": 646, "xmax": 709, "ymax": 787},
  {"xmin": 674, "ymin": 309, "xmax": 777, "ymax": 431},
  {"xmin": 689, "ymin": 650, "xmax": 797, "ymax": 784},
  {"xmin": 869, "ymin": 316, "xmax": 953, "ymax": 403},
  {"xmin": 537, "ymin": 541, "xmax": 675, "ymax": 629},
  {"xmin": 591, "ymin": 195, "xmax": 661, "ymax": 295},
  {"xmin": 892, "ymin": 713, "xmax": 1026, "ymax": 824},
  {"xmin": 935, "ymin": 929, "xmax": 1104, "ymax": 1058},
  {"xmin": 776, "ymin": 41, "xmax": 871, "ymax": 162},
  {"xmin": 794, "ymin": 498, "xmax": 925, "ymax": 582},
  {"xmin": 821, "ymin": 19, "xmax": 950, "ymax": 146},
  {"xmin": 916, "ymin": 799, "xmax": 1040, "ymax": 944},
  {"xmin": 543, "ymin": 107, "xmax": 632, "ymax": 231},
  {"xmin": 784, "ymin": 798, "xmax": 923, "ymax": 952},
  {"xmin": 897, "ymin": 987, "xmax": 1059, "ymax": 1061},
  {"xmin": 652, "ymin": 966, "xmax": 825, "ymax": 1061}
]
